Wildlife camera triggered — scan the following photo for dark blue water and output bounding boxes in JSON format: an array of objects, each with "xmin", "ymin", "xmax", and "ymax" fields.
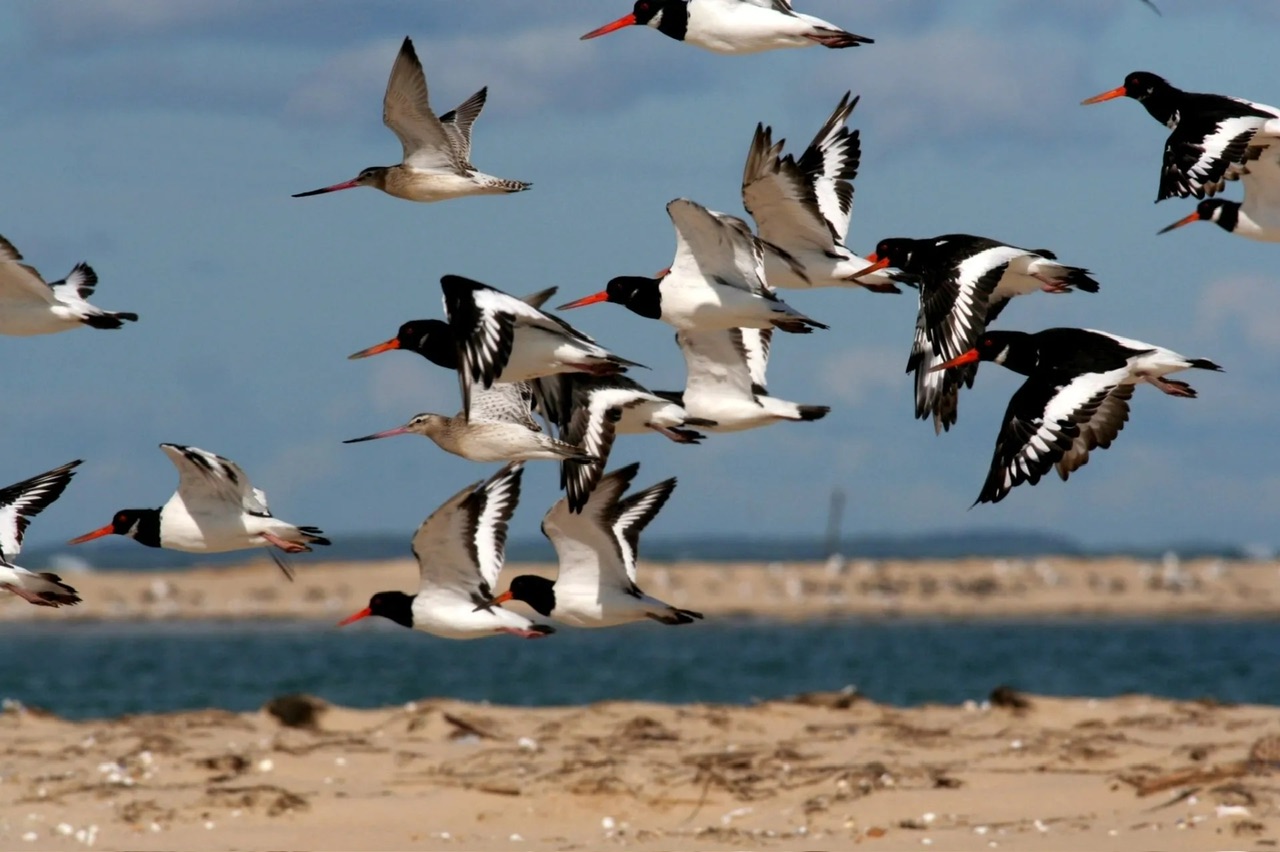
[{"xmin": 4, "ymin": 618, "xmax": 1277, "ymax": 720}]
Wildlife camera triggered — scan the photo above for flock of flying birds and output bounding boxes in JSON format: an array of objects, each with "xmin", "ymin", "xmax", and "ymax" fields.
[{"xmin": 1, "ymin": 1, "xmax": 1276, "ymax": 642}]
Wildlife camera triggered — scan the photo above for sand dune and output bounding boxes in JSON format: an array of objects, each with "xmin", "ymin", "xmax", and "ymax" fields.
[{"xmin": 2, "ymin": 556, "xmax": 1277, "ymax": 623}]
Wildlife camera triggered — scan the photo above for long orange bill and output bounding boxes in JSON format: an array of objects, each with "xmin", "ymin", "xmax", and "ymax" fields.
[
  {"xmin": 348, "ymin": 338, "xmax": 400, "ymax": 360},
  {"xmin": 1158, "ymin": 210, "xmax": 1202, "ymax": 234},
  {"xmin": 849, "ymin": 255, "xmax": 890, "ymax": 280},
  {"xmin": 580, "ymin": 12, "xmax": 637, "ymax": 40},
  {"xmin": 557, "ymin": 291, "xmax": 611, "ymax": 310},
  {"xmin": 343, "ymin": 425, "xmax": 410, "ymax": 444},
  {"xmin": 337, "ymin": 607, "xmax": 372, "ymax": 626},
  {"xmin": 1080, "ymin": 86, "xmax": 1126, "ymax": 106},
  {"xmin": 292, "ymin": 178, "xmax": 362, "ymax": 198},
  {"xmin": 67, "ymin": 524, "xmax": 114, "ymax": 545},
  {"xmin": 929, "ymin": 349, "xmax": 980, "ymax": 372},
  {"xmin": 475, "ymin": 589, "xmax": 514, "ymax": 612}
]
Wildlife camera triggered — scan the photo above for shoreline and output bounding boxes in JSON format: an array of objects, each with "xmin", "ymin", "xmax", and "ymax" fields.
[{"xmin": 4, "ymin": 555, "xmax": 1279, "ymax": 623}]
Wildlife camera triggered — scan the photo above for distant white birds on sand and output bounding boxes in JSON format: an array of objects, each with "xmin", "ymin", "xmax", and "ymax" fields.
[
  {"xmin": 68, "ymin": 444, "xmax": 330, "ymax": 579},
  {"xmin": 292, "ymin": 36, "xmax": 530, "ymax": 203},
  {"xmin": 339, "ymin": 462, "xmax": 555, "ymax": 639},
  {"xmin": 0, "ymin": 235, "xmax": 136, "ymax": 336},
  {"xmin": 496, "ymin": 463, "xmax": 701, "ymax": 627},
  {"xmin": 0, "ymin": 460, "xmax": 83, "ymax": 607}
]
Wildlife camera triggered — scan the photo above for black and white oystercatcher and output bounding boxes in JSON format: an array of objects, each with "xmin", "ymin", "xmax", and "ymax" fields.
[
  {"xmin": 0, "ymin": 460, "xmax": 83, "ymax": 607},
  {"xmin": 580, "ymin": 0, "xmax": 872, "ymax": 54},
  {"xmin": 932, "ymin": 328, "xmax": 1222, "ymax": 506}
]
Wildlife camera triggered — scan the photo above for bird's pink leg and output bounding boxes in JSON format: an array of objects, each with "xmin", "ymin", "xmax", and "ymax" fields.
[
  {"xmin": 1032, "ymin": 273, "xmax": 1071, "ymax": 293},
  {"xmin": 1147, "ymin": 376, "xmax": 1197, "ymax": 398},
  {"xmin": 1, "ymin": 583, "xmax": 57, "ymax": 607},
  {"xmin": 497, "ymin": 627, "xmax": 551, "ymax": 640},
  {"xmin": 262, "ymin": 532, "xmax": 310, "ymax": 553}
]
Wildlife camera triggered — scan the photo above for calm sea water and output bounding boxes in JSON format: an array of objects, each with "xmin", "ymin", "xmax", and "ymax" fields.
[{"xmin": 4, "ymin": 618, "xmax": 1278, "ymax": 721}]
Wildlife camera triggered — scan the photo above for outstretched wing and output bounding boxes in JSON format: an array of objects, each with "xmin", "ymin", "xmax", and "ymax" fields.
[
  {"xmin": 413, "ymin": 462, "xmax": 524, "ymax": 602},
  {"xmin": 0, "ymin": 460, "xmax": 81, "ymax": 562},
  {"xmin": 161, "ymin": 444, "xmax": 270, "ymax": 516},
  {"xmin": 382, "ymin": 36, "xmax": 464, "ymax": 174}
]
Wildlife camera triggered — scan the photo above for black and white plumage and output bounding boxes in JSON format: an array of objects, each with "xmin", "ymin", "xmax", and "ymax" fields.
[
  {"xmin": 741, "ymin": 92, "xmax": 900, "ymax": 293},
  {"xmin": 441, "ymin": 275, "xmax": 641, "ymax": 419},
  {"xmin": 580, "ymin": 0, "xmax": 872, "ymax": 54},
  {"xmin": 339, "ymin": 463, "xmax": 554, "ymax": 639},
  {"xmin": 292, "ymin": 36, "xmax": 529, "ymax": 203},
  {"xmin": 0, "ymin": 235, "xmax": 137, "ymax": 336},
  {"xmin": 536, "ymin": 372, "xmax": 715, "ymax": 514},
  {"xmin": 67, "ymin": 444, "xmax": 330, "ymax": 580},
  {"xmin": 343, "ymin": 381, "xmax": 596, "ymax": 465},
  {"xmin": 0, "ymin": 460, "xmax": 82, "ymax": 607},
  {"xmin": 1082, "ymin": 71, "xmax": 1280, "ymax": 202},
  {"xmin": 932, "ymin": 329, "xmax": 1222, "ymax": 506},
  {"xmin": 559, "ymin": 199, "xmax": 826, "ymax": 334},
  {"xmin": 1158, "ymin": 118, "xmax": 1280, "ymax": 242},
  {"xmin": 495, "ymin": 463, "xmax": 701, "ymax": 627},
  {"xmin": 655, "ymin": 326, "xmax": 828, "ymax": 432},
  {"xmin": 860, "ymin": 235, "xmax": 1100, "ymax": 434}
]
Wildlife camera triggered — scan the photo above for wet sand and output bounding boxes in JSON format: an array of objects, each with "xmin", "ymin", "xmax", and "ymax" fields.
[{"xmin": 2, "ymin": 555, "xmax": 1277, "ymax": 623}]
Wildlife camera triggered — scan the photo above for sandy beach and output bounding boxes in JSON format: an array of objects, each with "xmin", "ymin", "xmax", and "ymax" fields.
[
  {"xmin": 3, "ymin": 558, "xmax": 1278, "ymax": 850},
  {"xmin": 1, "ymin": 690, "xmax": 1276, "ymax": 851},
  {"xmin": 1, "ymin": 555, "xmax": 1277, "ymax": 623}
]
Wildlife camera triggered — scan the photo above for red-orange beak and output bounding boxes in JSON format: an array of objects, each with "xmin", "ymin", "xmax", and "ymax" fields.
[
  {"xmin": 1080, "ymin": 85, "xmax": 1127, "ymax": 106},
  {"xmin": 292, "ymin": 178, "xmax": 363, "ymax": 198},
  {"xmin": 337, "ymin": 607, "xmax": 372, "ymax": 627},
  {"xmin": 930, "ymin": 348, "xmax": 980, "ymax": 372},
  {"xmin": 580, "ymin": 12, "xmax": 637, "ymax": 40},
  {"xmin": 492, "ymin": 590, "xmax": 514, "ymax": 606},
  {"xmin": 557, "ymin": 291, "xmax": 611, "ymax": 310},
  {"xmin": 849, "ymin": 254, "xmax": 890, "ymax": 280},
  {"xmin": 1157, "ymin": 210, "xmax": 1202, "ymax": 234},
  {"xmin": 347, "ymin": 338, "xmax": 400, "ymax": 360},
  {"xmin": 67, "ymin": 524, "xmax": 115, "ymax": 545},
  {"xmin": 654, "ymin": 267, "xmax": 671, "ymax": 279}
]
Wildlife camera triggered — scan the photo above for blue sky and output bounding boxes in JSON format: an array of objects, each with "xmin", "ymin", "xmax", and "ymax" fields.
[{"xmin": 4, "ymin": 1, "xmax": 1279, "ymax": 560}]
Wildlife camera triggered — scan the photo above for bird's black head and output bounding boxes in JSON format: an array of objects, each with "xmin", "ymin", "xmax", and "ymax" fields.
[
  {"xmin": 558, "ymin": 276, "xmax": 662, "ymax": 320},
  {"xmin": 1158, "ymin": 199, "xmax": 1238, "ymax": 237},
  {"xmin": 1121, "ymin": 71, "xmax": 1169, "ymax": 102},
  {"xmin": 607, "ymin": 276, "xmax": 663, "ymax": 319},
  {"xmin": 870, "ymin": 238, "xmax": 919, "ymax": 271},
  {"xmin": 68, "ymin": 508, "xmax": 161, "ymax": 548},
  {"xmin": 498, "ymin": 574, "xmax": 556, "ymax": 618},
  {"xmin": 339, "ymin": 590, "xmax": 415, "ymax": 629},
  {"xmin": 631, "ymin": 0, "xmax": 664, "ymax": 26},
  {"xmin": 972, "ymin": 330, "xmax": 1036, "ymax": 373},
  {"xmin": 397, "ymin": 319, "xmax": 458, "ymax": 368}
]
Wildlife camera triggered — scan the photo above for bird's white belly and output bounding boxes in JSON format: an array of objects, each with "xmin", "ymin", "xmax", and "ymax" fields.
[
  {"xmin": 615, "ymin": 399, "xmax": 685, "ymax": 434},
  {"xmin": 502, "ymin": 329, "xmax": 599, "ymax": 381},
  {"xmin": 682, "ymin": 395, "xmax": 775, "ymax": 431},
  {"xmin": 414, "ymin": 594, "xmax": 537, "ymax": 639},
  {"xmin": 686, "ymin": 6, "xmax": 814, "ymax": 53},
  {"xmin": 551, "ymin": 585, "xmax": 655, "ymax": 628},
  {"xmin": 664, "ymin": 286, "xmax": 777, "ymax": 330},
  {"xmin": 159, "ymin": 503, "xmax": 281, "ymax": 552}
]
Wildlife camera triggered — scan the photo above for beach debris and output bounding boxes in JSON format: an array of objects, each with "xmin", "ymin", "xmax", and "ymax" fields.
[
  {"xmin": 443, "ymin": 711, "xmax": 502, "ymax": 741},
  {"xmin": 264, "ymin": 693, "xmax": 328, "ymax": 730},
  {"xmin": 783, "ymin": 685, "xmax": 862, "ymax": 709},
  {"xmin": 988, "ymin": 685, "xmax": 1032, "ymax": 711}
]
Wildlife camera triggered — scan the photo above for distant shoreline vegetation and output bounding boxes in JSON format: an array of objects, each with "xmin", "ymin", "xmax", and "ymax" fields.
[{"xmin": 30, "ymin": 530, "xmax": 1261, "ymax": 572}]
